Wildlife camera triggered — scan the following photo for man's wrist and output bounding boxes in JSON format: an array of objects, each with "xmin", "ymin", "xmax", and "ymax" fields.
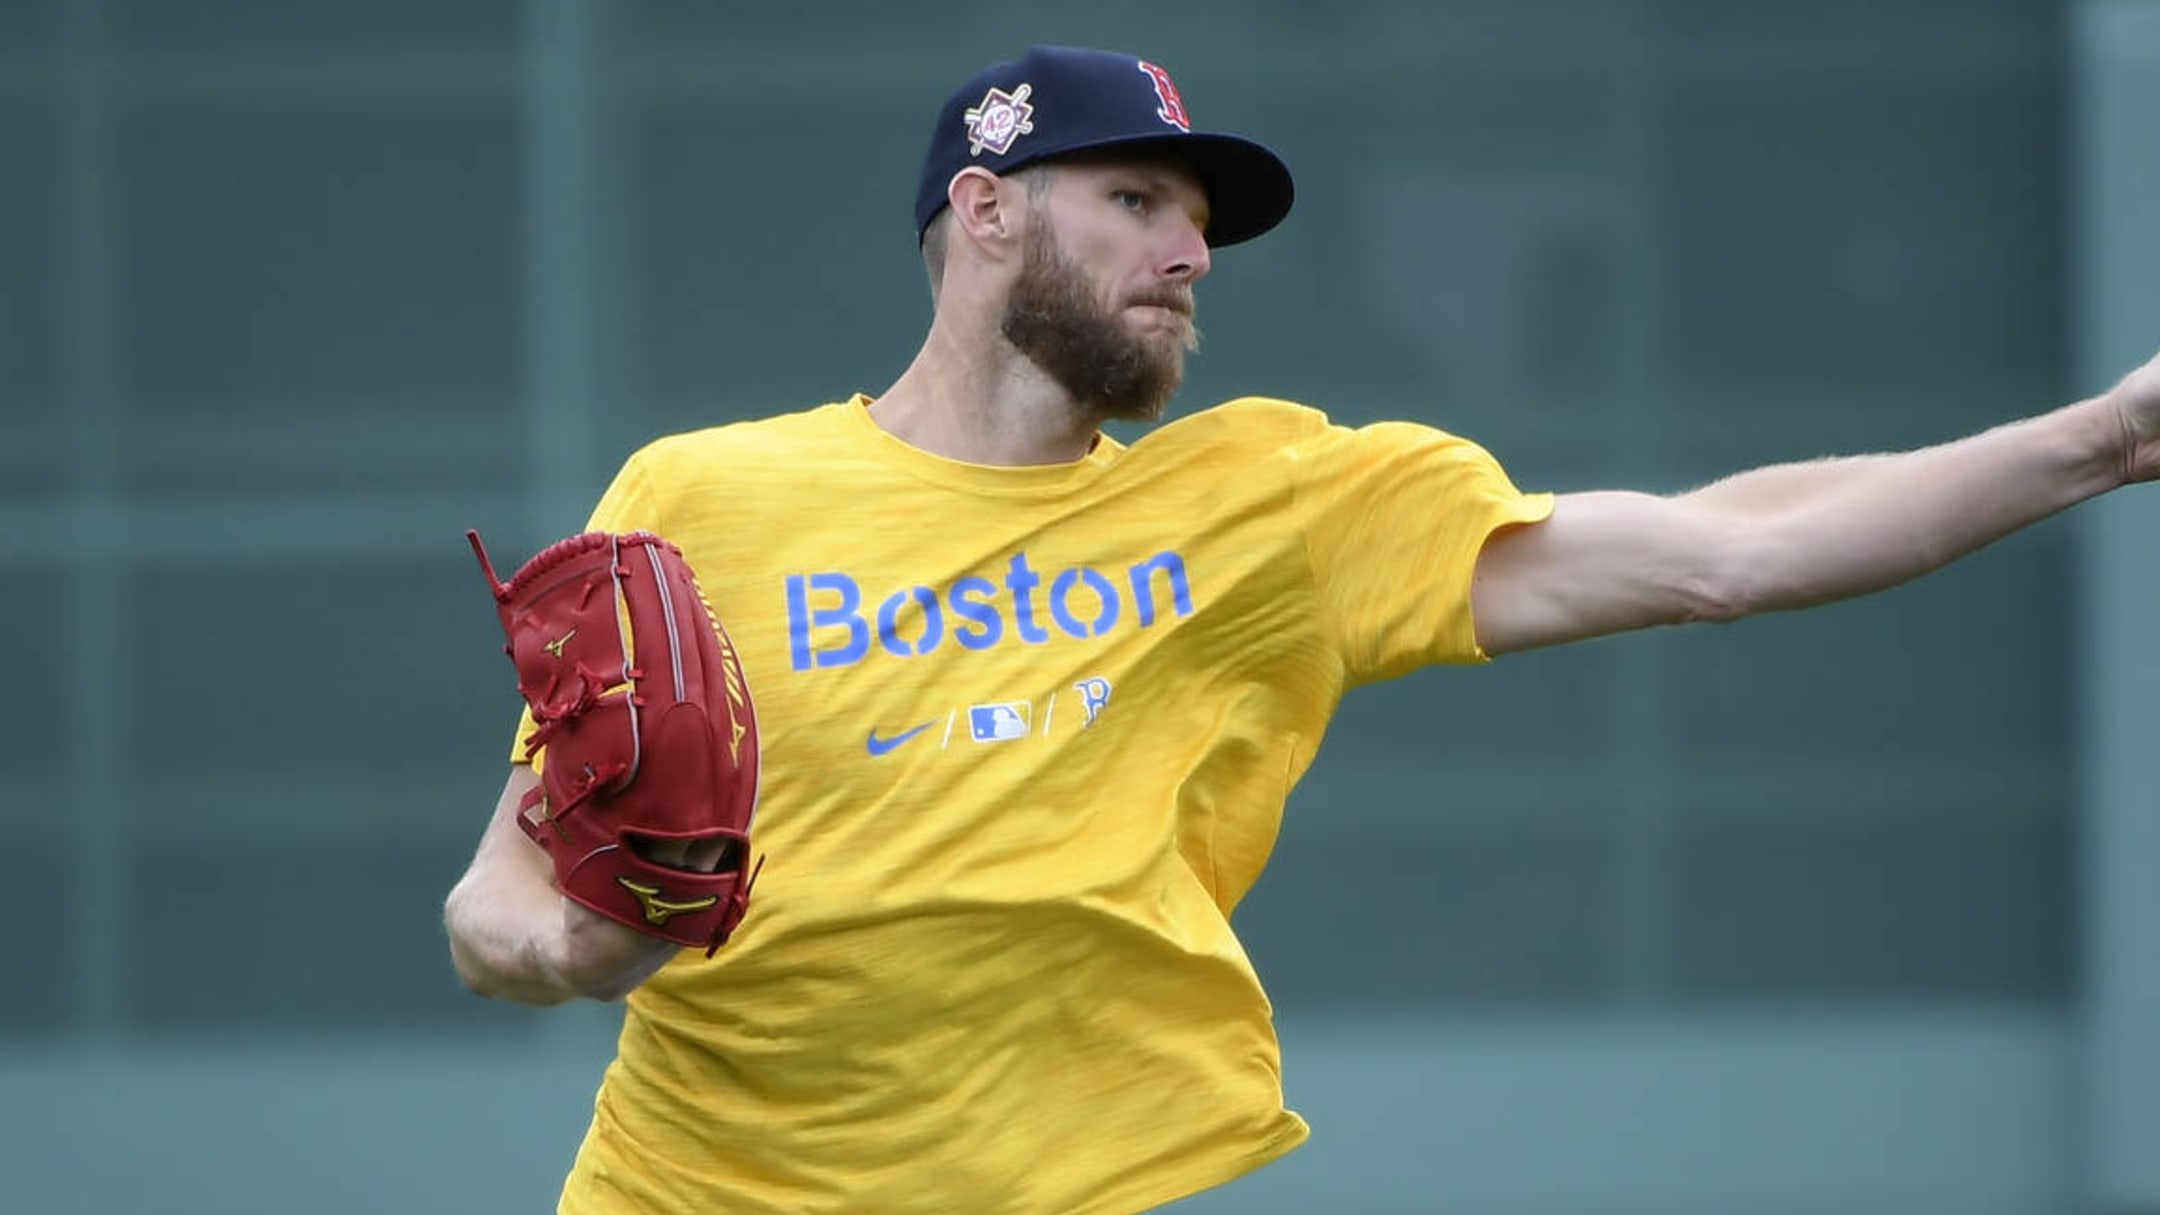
[
  {"xmin": 550, "ymin": 897, "xmax": 681, "ymax": 1001},
  {"xmin": 2100, "ymin": 391, "xmax": 2141, "ymax": 488},
  {"xmin": 2061, "ymin": 394, "xmax": 2138, "ymax": 491}
]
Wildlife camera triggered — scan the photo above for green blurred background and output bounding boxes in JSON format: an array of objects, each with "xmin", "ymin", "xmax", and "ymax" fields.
[{"xmin": 3, "ymin": 1, "xmax": 2158, "ymax": 1212}]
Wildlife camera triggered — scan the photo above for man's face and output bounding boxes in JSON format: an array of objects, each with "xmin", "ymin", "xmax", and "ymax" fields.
[{"xmin": 998, "ymin": 157, "xmax": 1213, "ymax": 424}]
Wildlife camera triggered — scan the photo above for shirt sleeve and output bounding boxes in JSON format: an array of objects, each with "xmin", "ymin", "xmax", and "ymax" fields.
[
  {"xmin": 1288, "ymin": 419, "xmax": 1553, "ymax": 685},
  {"xmin": 505, "ymin": 449, "xmax": 668, "ymax": 765}
]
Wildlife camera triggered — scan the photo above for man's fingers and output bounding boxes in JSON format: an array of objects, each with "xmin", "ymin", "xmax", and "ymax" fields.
[{"xmin": 635, "ymin": 836, "xmax": 730, "ymax": 873}]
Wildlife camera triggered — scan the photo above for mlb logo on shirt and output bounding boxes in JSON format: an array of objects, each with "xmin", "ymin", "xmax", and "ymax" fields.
[{"xmin": 968, "ymin": 702, "xmax": 1032, "ymax": 742}]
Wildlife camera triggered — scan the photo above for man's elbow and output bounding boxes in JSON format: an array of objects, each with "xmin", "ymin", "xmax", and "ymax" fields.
[
  {"xmin": 1679, "ymin": 530, "xmax": 1776, "ymax": 625},
  {"xmin": 442, "ymin": 896, "xmax": 581, "ymax": 1007},
  {"xmin": 1684, "ymin": 525, "xmax": 1805, "ymax": 622},
  {"xmin": 1677, "ymin": 571, "xmax": 1752, "ymax": 625}
]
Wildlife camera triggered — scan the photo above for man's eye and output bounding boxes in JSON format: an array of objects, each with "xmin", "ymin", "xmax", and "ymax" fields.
[{"xmin": 1113, "ymin": 190, "xmax": 1149, "ymax": 213}]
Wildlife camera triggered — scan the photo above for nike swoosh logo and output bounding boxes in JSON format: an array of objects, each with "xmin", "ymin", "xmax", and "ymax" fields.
[{"xmin": 865, "ymin": 721, "xmax": 934, "ymax": 757}]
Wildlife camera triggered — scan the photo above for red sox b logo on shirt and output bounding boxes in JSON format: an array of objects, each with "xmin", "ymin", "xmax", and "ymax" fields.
[{"xmin": 1136, "ymin": 61, "xmax": 1190, "ymax": 131}]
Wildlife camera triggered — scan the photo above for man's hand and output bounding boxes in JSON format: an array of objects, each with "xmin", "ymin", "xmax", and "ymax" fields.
[{"xmin": 2106, "ymin": 348, "xmax": 2160, "ymax": 484}]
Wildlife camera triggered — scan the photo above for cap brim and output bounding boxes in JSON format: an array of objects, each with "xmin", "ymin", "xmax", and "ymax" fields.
[{"xmin": 1038, "ymin": 131, "xmax": 1295, "ymax": 248}]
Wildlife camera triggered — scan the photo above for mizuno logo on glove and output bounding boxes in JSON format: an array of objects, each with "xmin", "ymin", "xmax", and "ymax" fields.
[{"xmin": 616, "ymin": 878, "xmax": 722, "ymax": 927}]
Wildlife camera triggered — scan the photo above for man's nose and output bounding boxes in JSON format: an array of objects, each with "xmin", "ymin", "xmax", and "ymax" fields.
[{"xmin": 1160, "ymin": 214, "xmax": 1212, "ymax": 283}]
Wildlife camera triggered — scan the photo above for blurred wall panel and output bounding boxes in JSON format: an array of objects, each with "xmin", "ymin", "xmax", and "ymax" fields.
[
  {"xmin": 2072, "ymin": 1, "xmax": 2160, "ymax": 1208},
  {"xmin": 0, "ymin": 107, "xmax": 60, "ymax": 501}
]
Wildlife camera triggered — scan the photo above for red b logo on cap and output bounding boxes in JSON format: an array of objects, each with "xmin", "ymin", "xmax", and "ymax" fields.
[{"xmin": 1137, "ymin": 61, "xmax": 1190, "ymax": 131}]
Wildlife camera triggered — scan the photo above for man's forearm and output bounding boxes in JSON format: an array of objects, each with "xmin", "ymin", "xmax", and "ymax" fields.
[
  {"xmin": 444, "ymin": 842, "xmax": 681, "ymax": 1006},
  {"xmin": 444, "ymin": 859, "xmax": 586, "ymax": 1006},
  {"xmin": 1690, "ymin": 395, "xmax": 2131, "ymax": 614}
]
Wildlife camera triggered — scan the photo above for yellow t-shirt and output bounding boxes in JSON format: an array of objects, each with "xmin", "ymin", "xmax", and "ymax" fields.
[{"xmin": 526, "ymin": 395, "xmax": 1553, "ymax": 1215}]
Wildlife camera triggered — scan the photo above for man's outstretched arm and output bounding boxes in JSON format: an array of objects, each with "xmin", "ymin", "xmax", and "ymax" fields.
[{"xmin": 1471, "ymin": 353, "xmax": 2157, "ymax": 657}]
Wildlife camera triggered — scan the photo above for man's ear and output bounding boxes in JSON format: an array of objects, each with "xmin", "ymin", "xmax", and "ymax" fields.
[{"xmin": 948, "ymin": 167, "xmax": 1023, "ymax": 259}]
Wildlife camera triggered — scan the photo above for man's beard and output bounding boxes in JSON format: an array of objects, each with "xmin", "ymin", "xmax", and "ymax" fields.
[{"xmin": 999, "ymin": 224, "xmax": 1199, "ymax": 424}]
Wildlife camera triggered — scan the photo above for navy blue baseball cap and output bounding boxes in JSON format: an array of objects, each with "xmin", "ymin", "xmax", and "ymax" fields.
[{"xmin": 914, "ymin": 45, "xmax": 1295, "ymax": 248}]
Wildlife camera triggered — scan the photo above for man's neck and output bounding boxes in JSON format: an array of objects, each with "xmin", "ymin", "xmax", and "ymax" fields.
[{"xmin": 869, "ymin": 322, "xmax": 1103, "ymax": 466}]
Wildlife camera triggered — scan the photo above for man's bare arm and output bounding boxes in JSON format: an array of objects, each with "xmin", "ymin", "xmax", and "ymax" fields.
[
  {"xmin": 1472, "ymin": 371, "xmax": 2152, "ymax": 657},
  {"xmin": 442, "ymin": 767, "xmax": 684, "ymax": 1005}
]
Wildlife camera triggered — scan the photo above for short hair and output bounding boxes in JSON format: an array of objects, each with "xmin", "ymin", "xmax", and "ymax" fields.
[{"xmin": 922, "ymin": 163, "xmax": 1056, "ymax": 304}]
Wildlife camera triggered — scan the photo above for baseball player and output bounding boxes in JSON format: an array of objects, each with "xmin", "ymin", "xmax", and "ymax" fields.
[{"xmin": 443, "ymin": 44, "xmax": 2160, "ymax": 1215}]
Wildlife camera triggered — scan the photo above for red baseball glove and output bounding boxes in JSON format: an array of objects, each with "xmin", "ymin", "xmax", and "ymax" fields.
[{"xmin": 468, "ymin": 529, "xmax": 762, "ymax": 954}]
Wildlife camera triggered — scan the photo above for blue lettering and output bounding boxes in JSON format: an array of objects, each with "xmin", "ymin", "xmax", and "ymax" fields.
[
  {"xmin": 877, "ymin": 586, "xmax": 944, "ymax": 657},
  {"xmin": 950, "ymin": 576, "xmax": 1004, "ymax": 650},
  {"xmin": 1050, "ymin": 568, "xmax": 1121, "ymax": 639},
  {"xmin": 785, "ymin": 572, "xmax": 869, "ymax": 671},
  {"xmin": 1127, "ymin": 552, "xmax": 1193, "ymax": 626},
  {"xmin": 1005, "ymin": 552, "xmax": 1051, "ymax": 644},
  {"xmin": 785, "ymin": 551, "xmax": 1193, "ymax": 671}
]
